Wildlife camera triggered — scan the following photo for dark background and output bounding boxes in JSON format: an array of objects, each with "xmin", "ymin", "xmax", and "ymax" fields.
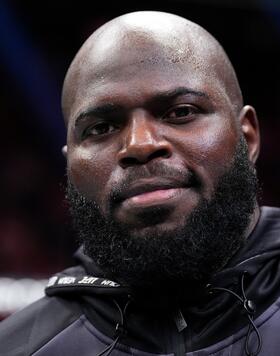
[{"xmin": 0, "ymin": 0, "xmax": 280, "ymax": 278}]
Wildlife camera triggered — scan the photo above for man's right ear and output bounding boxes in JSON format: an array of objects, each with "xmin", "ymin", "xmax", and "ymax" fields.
[{"xmin": 62, "ymin": 145, "xmax": 68, "ymax": 158}]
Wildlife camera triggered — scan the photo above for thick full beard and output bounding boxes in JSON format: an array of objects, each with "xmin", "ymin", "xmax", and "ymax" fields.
[{"xmin": 66, "ymin": 138, "xmax": 258, "ymax": 289}]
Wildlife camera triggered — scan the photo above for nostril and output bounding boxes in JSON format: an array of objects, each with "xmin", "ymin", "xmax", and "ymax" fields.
[
  {"xmin": 119, "ymin": 149, "xmax": 170, "ymax": 168},
  {"xmin": 148, "ymin": 149, "xmax": 170, "ymax": 161},
  {"xmin": 120, "ymin": 157, "xmax": 141, "ymax": 167}
]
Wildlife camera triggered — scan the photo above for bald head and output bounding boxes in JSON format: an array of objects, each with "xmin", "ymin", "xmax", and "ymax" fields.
[{"xmin": 62, "ymin": 11, "xmax": 243, "ymax": 123}]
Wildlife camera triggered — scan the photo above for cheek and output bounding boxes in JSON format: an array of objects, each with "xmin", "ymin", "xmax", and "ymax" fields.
[
  {"xmin": 67, "ymin": 147, "xmax": 114, "ymax": 204},
  {"xmin": 200, "ymin": 124, "xmax": 237, "ymax": 159},
  {"xmin": 173, "ymin": 117, "xmax": 239, "ymax": 181},
  {"xmin": 196, "ymin": 120, "xmax": 239, "ymax": 176}
]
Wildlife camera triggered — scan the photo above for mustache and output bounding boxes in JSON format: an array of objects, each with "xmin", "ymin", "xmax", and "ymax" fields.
[{"xmin": 109, "ymin": 162, "xmax": 198, "ymax": 204}]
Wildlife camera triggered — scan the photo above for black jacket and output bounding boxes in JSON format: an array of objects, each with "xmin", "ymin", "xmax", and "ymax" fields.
[{"xmin": 1, "ymin": 206, "xmax": 280, "ymax": 356}]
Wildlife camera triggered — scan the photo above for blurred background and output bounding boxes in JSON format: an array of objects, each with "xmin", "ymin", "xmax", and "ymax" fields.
[{"xmin": 0, "ymin": 0, "xmax": 280, "ymax": 317}]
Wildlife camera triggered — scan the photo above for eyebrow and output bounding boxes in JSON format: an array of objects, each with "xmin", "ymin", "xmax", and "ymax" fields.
[
  {"xmin": 151, "ymin": 86, "xmax": 209, "ymax": 102},
  {"xmin": 74, "ymin": 103, "xmax": 122, "ymax": 127},
  {"xmin": 74, "ymin": 86, "xmax": 209, "ymax": 126}
]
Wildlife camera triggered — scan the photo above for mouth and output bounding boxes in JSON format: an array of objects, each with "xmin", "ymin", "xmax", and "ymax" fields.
[{"xmin": 115, "ymin": 178, "xmax": 191, "ymax": 209}]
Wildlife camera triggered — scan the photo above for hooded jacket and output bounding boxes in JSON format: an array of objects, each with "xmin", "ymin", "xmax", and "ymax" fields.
[{"xmin": 1, "ymin": 206, "xmax": 280, "ymax": 356}]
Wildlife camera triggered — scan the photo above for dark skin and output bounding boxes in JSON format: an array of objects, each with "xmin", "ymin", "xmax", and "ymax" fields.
[{"xmin": 62, "ymin": 11, "xmax": 260, "ymax": 240}]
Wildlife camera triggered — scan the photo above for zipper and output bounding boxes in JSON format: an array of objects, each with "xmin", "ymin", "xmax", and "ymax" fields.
[{"xmin": 172, "ymin": 308, "xmax": 188, "ymax": 356}]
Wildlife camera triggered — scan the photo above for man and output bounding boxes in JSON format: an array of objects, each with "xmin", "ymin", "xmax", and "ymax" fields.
[{"xmin": 0, "ymin": 10, "xmax": 279, "ymax": 356}]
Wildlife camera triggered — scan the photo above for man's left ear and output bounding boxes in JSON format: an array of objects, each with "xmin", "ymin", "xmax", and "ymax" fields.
[
  {"xmin": 62, "ymin": 145, "xmax": 68, "ymax": 158},
  {"xmin": 239, "ymin": 105, "xmax": 260, "ymax": 164}
]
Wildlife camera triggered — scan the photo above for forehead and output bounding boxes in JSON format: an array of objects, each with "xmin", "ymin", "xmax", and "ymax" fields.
[{"xmin": 65, "ymin": 39, "xmax": 228, "ymax": 122}]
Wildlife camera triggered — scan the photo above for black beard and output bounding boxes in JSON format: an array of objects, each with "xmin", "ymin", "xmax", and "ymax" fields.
[{"xmin": 66, "ymin": 138, "xmax": 258, "ymax": 289}]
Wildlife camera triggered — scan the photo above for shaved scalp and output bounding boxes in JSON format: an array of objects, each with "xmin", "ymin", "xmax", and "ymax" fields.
[{"xmin": 62, "ymin": 11, "xmax": 243, "ymax": 123}]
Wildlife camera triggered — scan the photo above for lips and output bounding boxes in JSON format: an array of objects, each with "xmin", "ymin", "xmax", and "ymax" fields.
[{"xmin": 115, "ymin": 178, "xmax": 191, "ymax": 205}]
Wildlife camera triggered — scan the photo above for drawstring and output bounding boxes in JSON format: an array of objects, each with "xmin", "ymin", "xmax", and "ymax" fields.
[
  {"xmin": 96, "ymin": 297, "xmax": 131, "ymax": 356},
  {"xmin": 207, "ymin": 272, "xmax": 262, "ymax": 356},
  {"xmin": 96, "ymin": 274, "xmax": 261, "ymax": 356}
]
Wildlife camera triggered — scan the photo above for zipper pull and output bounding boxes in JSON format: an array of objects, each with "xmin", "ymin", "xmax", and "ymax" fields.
[{"xmin": 173, "ymin": 308, "xmax": 188, "ymax": 332}]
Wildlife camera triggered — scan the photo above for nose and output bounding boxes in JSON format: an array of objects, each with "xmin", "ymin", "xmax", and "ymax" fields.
[{"xmin": 117, "ymin": 110, "xmax": 172, "ymax": 168}]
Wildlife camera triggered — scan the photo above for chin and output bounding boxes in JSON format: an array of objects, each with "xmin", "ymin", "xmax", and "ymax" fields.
[
  {"xmin": 115, "ymin": 197, "xmax": 200, "ymax": 232},
  {"xmin": 128, "ymin": 218, "xmax": 187, "ymax": 240}
]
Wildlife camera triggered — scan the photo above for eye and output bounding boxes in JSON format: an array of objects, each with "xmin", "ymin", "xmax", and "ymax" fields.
[
  {"xmin": 163, "ymin": 105, "xmax": 200, "ymax": 123},
  {"xmin": 82, "ymin": 122, "xmax": 117, "ymax": 139}
]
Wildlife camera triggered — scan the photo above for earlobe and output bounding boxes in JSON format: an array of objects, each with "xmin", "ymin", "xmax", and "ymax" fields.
[
  {"xmin": 239, "ymin": 105, "xmax": 260, "ymax": 164},
  {"xmin": 62, "ymin": 145, "xmax": 68, "ymax": 158}
]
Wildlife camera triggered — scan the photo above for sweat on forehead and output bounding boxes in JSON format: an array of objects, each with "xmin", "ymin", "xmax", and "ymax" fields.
[{"xmin": 62, "ymin": 11, "xmax": 243, "ymax": 122}]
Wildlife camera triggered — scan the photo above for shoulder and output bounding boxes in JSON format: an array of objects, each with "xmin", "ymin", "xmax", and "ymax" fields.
[{"xmin": 0, "ymin": 295, "xmax": 83, "ymax": 356}]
